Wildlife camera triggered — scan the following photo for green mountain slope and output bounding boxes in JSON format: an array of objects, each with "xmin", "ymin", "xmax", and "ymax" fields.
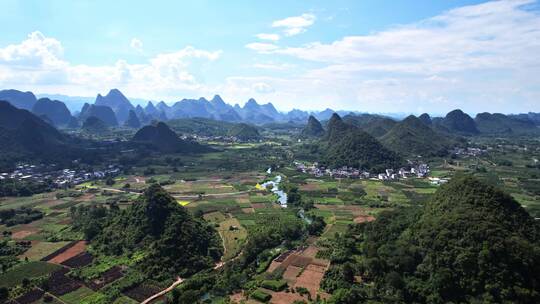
[
  {"xmin": 132, "ymin": 122, "xmax": 211, "ymax": 153},
  {"xmin": 301, "ymin": 115, "xmax": 325, "ymax": 137},
  {"xmin": 358, "ymin": 176, "xmax": 540, "ymax": 303},
  {"xmin": 475, "ymin": 112, "xmax": 538, "ymax": 134},
  {"xmin": 80, "ymin": 184, "xmax": 222, "ymax": 279},
  {"xmin": 343, "ymin": 114, "xmax": 397, "ymax": 137},
  {"xmin": 228, "ymin": 123, "xmax": 260, "ymax": 140},
  {"xmin": 435, "ymin": 109, "xmax": 479, "ymax": 135},
  {"xmin": 82, "ymin": 116, "xmax": 109, "ymax": 134},
  {"xmin": 380, "ymin": 115, "xmax": 455, "ymax": 156},
  {"xmin": 321, "ymin": 114, "xmax": 402, "ymax": 171}
]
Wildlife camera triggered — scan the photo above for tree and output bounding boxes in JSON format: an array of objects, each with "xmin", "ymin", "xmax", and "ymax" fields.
[
  {"xmin": 307, "ymin": 215, "xmax": 326, "ymax": 236},
  {"xmin": 105, "ymin": 177, "xmax": 115, "ymax": 186}
]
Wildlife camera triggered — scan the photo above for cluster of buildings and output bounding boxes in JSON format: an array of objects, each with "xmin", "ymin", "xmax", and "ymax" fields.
[
  {"xmin": 181, "ymin": 134, "xmax": 260, "ymax": 143},
  {"xmin": 0, "ymin": 163, "xmax": 121, "ymax": 188},
  {"xmin": 294, "ymin": 161, "xmax": 430, "ymax": 181},
  {"xmin": 451, "ymin": 147, "xmax": 487, "ymax": 157}
]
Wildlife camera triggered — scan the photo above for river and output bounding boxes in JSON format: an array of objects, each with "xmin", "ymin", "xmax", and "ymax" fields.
[{"xmin": 261, "ymin": 168, "xmax": 287, "ymax": 208}]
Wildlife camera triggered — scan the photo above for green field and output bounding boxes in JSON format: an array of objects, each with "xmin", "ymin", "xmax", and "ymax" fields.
[
  {"xmin": 19, "ymin": 241, "xmax": 70, "ymax": 261},
  {"xmin": 218, "ymin": 218, "xmax": 248, "ymax": 260},
  {"xmin": 0, "ymin": 261, "xmax": 61, "ymax": 288},
  {"xmin": 60, "ymin": 287, "xmax": 96, "ymax": 304}
]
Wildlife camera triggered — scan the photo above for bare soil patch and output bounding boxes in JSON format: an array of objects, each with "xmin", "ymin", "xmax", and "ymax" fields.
[
  {"xmin": 282, "ymin": 265, "xmax": 302, "ymax": 282},
  {"xmin": 293, "ymin": 264, "xmax": 327, "ymax": 298},
  {"xmin": 11, "ymin": 228, "xmax": 40, "ymax": 239},
  {"xmin": 241, "ymin": 207, "xmax": 255, "ymax": 213},
  {"xmin": 267, "ymin": 289, "xmax": 306, "ymax": 304},
  {"xmin": 47, "ymin": 241, "xmax": 87, "ymax": 264},
  {"xmin": 267, "ymin": 261, "xmax": 282, "ymax": 273},
  {"xmin": 354, "ymin": 215, "xmax": 376, "ymax": 223},
  {"xmin": 301, "ymin": 245, "xmax": 319, "ymax": 258}
]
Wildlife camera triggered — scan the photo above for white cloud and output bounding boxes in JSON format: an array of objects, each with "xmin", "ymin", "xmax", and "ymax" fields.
[
  {"xmin": 130, "ymin": 38, "xmax": 143, "ymax": 52},
  {"xmin": 241, "ymin": 0, "xmax": 540, "ymax": 113},
  {"xmin": 0, "ymin": 31, "xmax": 65, "ymax": 68},
  {"xmin": 245, "ymin": 42, "xmax": 279, "ymax": 53},
  {"xmin": 0, "ymin": 31, "xmax": 222, "ymax": 99},
  {"xmin": 256, "ymin": 33, "xmax": 280, "ymax": 41},
  {"xmin": 272, "ymin": 13, "xmax": 316, "ymax": 36}
]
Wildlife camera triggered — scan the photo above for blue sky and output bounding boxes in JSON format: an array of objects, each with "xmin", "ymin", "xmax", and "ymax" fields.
[{"xmin": 0, "ymin": 0, "xmax": 539, "ymax": 114}]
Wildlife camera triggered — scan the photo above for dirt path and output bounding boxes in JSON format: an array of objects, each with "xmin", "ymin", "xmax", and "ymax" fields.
[
  {"xmin": 140, "ymin": 254, "xmax": 241, "ymax": 304},
  {"xmin": 140, "ymin": 277, "xmax": 184, "ymax": 304}
]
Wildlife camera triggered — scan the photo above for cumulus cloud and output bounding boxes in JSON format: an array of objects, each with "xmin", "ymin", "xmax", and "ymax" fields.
[
  {"xmin": 256, "ymin": 33, "xmax": 280, "ymax": 41},
  {"xmin": 0, "ymin": 31, "xmax": 65, "ymax": 68},
  {"xmin": 130, "ymin": 38, "xmax": 143, "ymax": 52},
  {"xmin": 272, "ymin": 13, "xmax": 316, "ymax": 36},
  {"xmin": 0, "ymin": 31, "xmax": 222, "ymax": 99},
  {"xmin": 241, "ymin": 0, "xmax": 540, "ymax": 113}
]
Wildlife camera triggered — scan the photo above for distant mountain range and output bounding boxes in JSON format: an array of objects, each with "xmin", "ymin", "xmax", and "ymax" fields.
[
  {"xmin": 1, "ymin": 88, "xmax": 539, "ymax": 136},
  {"xmin": 0, "ymin": 88, "xmax": 351, "ymax": 127}
]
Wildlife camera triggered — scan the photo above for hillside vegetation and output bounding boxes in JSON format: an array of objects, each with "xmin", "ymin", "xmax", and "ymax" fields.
[
  {"xmin": 381, "ymin": 115, "xmax": 456, "ymax": 157},
  {"xmin": 323, "ymin": 176, "xmax": 540, "ymax": 303},
  {"xmin": 71, "ymin": 184, "xmax": 223, "ymax": 279},
  {"xmin": 132, "ymin": 122, "xmax": 211, "ymax": 153},
  {"xmin": 321, "ymin": 114, "xmax": 402, "ymax": 171}
]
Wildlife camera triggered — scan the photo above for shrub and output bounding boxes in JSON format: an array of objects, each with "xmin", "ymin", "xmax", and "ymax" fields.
[
  {"xmin": 251, "ymin": 289, "xmax": 271, "ymax": 302},
  {"xmin": 261, "ymin": 279, "xmax": 287, "ymax": 291}
]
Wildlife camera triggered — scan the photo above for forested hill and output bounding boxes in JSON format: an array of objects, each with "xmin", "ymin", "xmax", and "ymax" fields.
[
  {"xmin": 0, "ymin": 100, "xmax": 70, "ymax": 168},
  {"xmin": 301, "ymin": 115, "xmax": 325, "ymax": 137},
  {"xmin": 132, "ymin": 122, "xmax": 212, "ymax": 153},
  {"xmin": 380, "ymin": 115, "xmax": 456, "ymax": 157},
  {"xmin": 321, "ymin": 113, "xmax": 402, "ymax": 171},
  {"xmin": 71, "ymin": 184, "xmax": 223, "ymax": 280},
  {"xmin": 324, "ymin": 176, "xmax": 540, "ymax": 303},
  {"xmin": 168, "ymin": 117, "xmax": 260, "ymax": 139}
]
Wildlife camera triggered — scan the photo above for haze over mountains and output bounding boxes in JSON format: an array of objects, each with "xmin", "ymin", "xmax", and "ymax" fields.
[{"xmin": 2, "ymin": 88, "xmax": 540, "ymax": 132}]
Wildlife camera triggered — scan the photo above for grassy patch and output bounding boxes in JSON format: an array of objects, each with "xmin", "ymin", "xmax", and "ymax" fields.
[
  {"xmin": 218, "ymin": 218, "xmax": 248, "ymax": 260},
  {"xmin": 60, "ymin": 287, "xmax": 95, "ymax": 304},
  {"xmin": 0, "ymin": 261, "xmax": 61, "ymax": 288},
  {"xmin": 20, "ymin": 241, "xmax": 70, "ymax": 261}
]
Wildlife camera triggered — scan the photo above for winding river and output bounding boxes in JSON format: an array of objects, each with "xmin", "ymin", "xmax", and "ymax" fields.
[{"xmin": 261, "ymin": 168, "xmax": 288, "ymax": 207}]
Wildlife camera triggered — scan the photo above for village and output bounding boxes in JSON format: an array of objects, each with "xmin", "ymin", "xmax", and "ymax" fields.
[
  {"xmin": 294, "ymin": 161, "xmax": 440, "ymax": 182},
  {"xmin": 0, "ymin": 163, "xmax": 121, "ymax": 188},
  {"xmin": 450, "ymin": 146, "xmax": 487, "ymax": 157}
]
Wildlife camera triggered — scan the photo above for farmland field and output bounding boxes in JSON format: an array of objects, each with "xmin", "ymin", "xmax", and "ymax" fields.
[
  {"xmin": 19, "ymin": 241, "xmax": 70, "ymax": 261},
  {"xmin": 218, "ymin": 217, "xmax": 248, "ymax": 260},
  {"xmin": 0, "ymin": 261, "xmax": 61, "ymax": 288},
  {"xmin": 60, "ymin": 287, "xmax": 96, "ymax": 304}
]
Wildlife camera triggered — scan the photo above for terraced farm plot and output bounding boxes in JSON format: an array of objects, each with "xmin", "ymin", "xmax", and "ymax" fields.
[
  {"xmin": 249, "ymin": 194, "xmax": 275, "ymax": 203},
  {"xmin": 0, "ymin": 194, "xmax": 48, "ymax": 210},
  {"xmin": 10, "ymin": 226, "xmax": 41, "ymax": 239},
  {"xmin": 20, "ymin": 241, "xmax": 70, "ymax": 261},
  {"xmin": 47, "ymin": 240, "xmax": 87, "ymax": 264},
  {"xmin": 164, "ymin": 180, "xmax": 236, "ymax": 194},
  {"xmin": 0, "ymin": 261, "xmax": 61, "ymax": 288},
  {"xmin": 322, "ymin": 223, "xmax": 350, "ymax": 239},
  {"xmin": 186, "ymin": 199, "xmax": 241, "ymax": 214},
  {"xmin": 218, "ymin": 218, "xmax": 248, "ymax": 260},
  {"xmin": 60, "ymin": 287, "xmax": 96, "ymax": 304}
]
